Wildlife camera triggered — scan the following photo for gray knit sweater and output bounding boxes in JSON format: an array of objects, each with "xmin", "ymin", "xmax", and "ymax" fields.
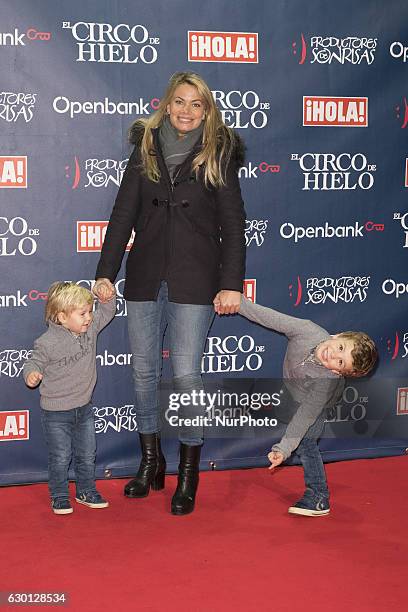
[
  {"xmin": 239, "ymin": 297, "xmax": 344, "ymax": 460},
  {"xmin": 23, "ymin": 298, "xmax": 116, "ymax": 411}
]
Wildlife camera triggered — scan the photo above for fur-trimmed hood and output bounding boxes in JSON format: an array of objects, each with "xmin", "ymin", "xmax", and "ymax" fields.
[{"xmin": 128, "ymin": 119, "xmax": 246, "ymax": 167}]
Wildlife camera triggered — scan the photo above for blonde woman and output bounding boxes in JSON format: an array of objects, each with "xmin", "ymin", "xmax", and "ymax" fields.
[{"xmin": 94, "ymin": 72, "xmax": 246, "ymax": 515}]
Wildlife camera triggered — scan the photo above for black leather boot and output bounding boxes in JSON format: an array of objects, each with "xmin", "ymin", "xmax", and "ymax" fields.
[
  {"xmin": 171, "ymin": 443, "xmax": 201, "ymax": 515},
  {"xmin": 124, "ymin": 432, "xmax": 166, "ymax": 498}
]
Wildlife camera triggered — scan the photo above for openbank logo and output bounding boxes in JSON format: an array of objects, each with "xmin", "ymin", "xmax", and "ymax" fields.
[
  {"xmin": 0, "ymin": 410, "xmax": 29, "ymax": 441},
  {"xmin": 288, "ymin": 275, "xmax": 370, "ymax": 307},
  {"xmin": 62, "ymin": 21, "xmax": 159, "ymax": 63},
  {"xmin": 188, "ymin": 31, "xmax": 258, "ymax": 63},
  {"xmin": 390, "ymin": 41, "xmax": 408, "ymax": 63},
  {"xmin": 77, "ymin": 221, "xmax": 134, "ymax": 252},
  {"xmin": 0, "ymin": 92, "xmax": 37, "ymax": 123},
  {"xmin": 280, "ymin": 220, "xmax": 384, "ymax": 243},
  {"xmin": 66, "ymin": 157, "xmax": 129, "ymax": 189},
  {"xmin": 238, "ymin": 161, "xmax": 280, "ymax": 179},
  {"xmin": 382, "ymin": 278, "xmax": 408, "ymax": 299},
  {"xmin": 303, "ymin": 96, "xmax": 368, "ymax": 127},
  {"xmin": 53, "ymin": 95, "xmax": 158, "ymax": 119},
  {"xmin": 0, "ymin": 289, "xmax": 48, "ymax": 309},
  {"xmin": 0, "ymin": 216, "xmax": 39, "ymax": 256},
  {"xmin": 0, "ymin": 27, "xmax": 51, "ymax": 46},
  {"xmin": 291, "ymin": 152, "xmax": 376, "ymax": 191},
  {"xmin": 0, "ymin": 157, "xmax": 27, "ymax": 188},
  {"xmin": 292, "ymin": 34, "xmax": 377, "ymax": 65},
  {"xmin": 212, "ymin": 90, "xmax": 269, "ymax": 129}
]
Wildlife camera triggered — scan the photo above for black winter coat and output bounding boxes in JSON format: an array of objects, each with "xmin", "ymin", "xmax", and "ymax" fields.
[{"xmin": 96, "ymin": 127, "xmax": 246, "ymax": 304}]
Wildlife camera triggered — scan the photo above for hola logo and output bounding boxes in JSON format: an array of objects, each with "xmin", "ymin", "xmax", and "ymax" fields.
[
  {"xmin": 77, "ymin": 221, "xmax": 134, "ymax": 252},
  {"xmin": 62, "ymin": 21, "xmax": 159, "ymax": 63},
  {"xmin": 0, "ymin": 217, "xmax": 39, "ymax": 256},
  {"xmin": 188, "ymin": 31, "xmax": 258, "ymax": 63},
  {"xmin": 289, "ymin": 275, "xmax": 370, "ymax": 307},
  {"xmin": 292, "ymin": 34, "xmax": 377, "ymax": 65},
  {"xmin": 202, "ymin": 335, "xmax": 265, "ymax": 374},
  {"xmin": 238, "ymin": 161, "xmax": 280, "ymax": 179},
  {"xmin": 0, "ymin": 92, "xmax": 37, "ymax": 123},
  {"xmin": 291, "ymin": 152, "xmax": 376, "ymax": 190},
  {"xmin": 0, "ymin": 410, "xmax": 29, "ymax": 441},
  {"xmin": 245, "ymin": 219, "xmax": 269, "ymax": 247},
  {"xmin": 393, "ymin": 211, "xmax": 408, "ymax": 247},
  {"xmin": 243, "ymin": 279, "xmax": 256, "ymax": 303},
  {"xmin": 303, "ymin": 96, "xmax": 368, "ymax": 127},
  {"xmin": 0, "ymin": 156, "xmax": 27, "ymax": 188},
  {"xmin": 212, "ymin": 90, "xmax": 270, "ymax": 129},
  {"xmin": 0, "ymin": 28, "xmax": 51, "ymax": 46},
  {"xmin": 65, "ymin": 157, "xmax": 129, "ymax": 189},
  {"xmin": 397, "ymin": 388, "xmax": 408, "ymax": 415}
]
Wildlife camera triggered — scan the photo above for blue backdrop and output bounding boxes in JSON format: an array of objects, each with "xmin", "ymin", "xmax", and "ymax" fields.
[{"xmin": 1, "ymin": 0, "xmax": 408, "ymax": 485}]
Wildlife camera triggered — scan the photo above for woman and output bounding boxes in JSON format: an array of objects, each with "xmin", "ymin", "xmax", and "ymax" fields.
[{"xmin": 94, "ymin": 71, "xmax": 246, "ymax": 515}]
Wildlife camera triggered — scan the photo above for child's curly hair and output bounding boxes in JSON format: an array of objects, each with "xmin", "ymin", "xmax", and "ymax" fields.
[{"xmin": 337, "ymin": 331, "xmax": 378, "ymax": 377}]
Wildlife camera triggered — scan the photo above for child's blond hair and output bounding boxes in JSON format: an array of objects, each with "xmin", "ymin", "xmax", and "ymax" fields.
[{"xmin": 45, "ymin": 282, "xmax": 93, "ymax": 324}]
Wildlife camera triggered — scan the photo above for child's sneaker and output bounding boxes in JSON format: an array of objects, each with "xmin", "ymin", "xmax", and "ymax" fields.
[
  {"xmin": 52, "ymin": 498, "xmax": 73, "ymax": 515},
  {"xmin": 288, "ymin": 497, "xmax": 330, "ymax": 517},
  {"xmin": 75, "ymin": 490, "xmax": 109, "ymax": 509}
]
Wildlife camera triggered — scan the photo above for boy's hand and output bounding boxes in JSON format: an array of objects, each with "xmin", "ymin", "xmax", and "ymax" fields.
[
  {"xmin": 213, "ymin": 290, "xmax": 241, "ymax": 315},
  {"xmin": 26, "ymin": 371, "xmax": 43, "ymax": 388},
  {"xmin": 268, "ymin": 450, "xmax": 284, "ymax": 470},
  {"xmin": 93, "ymin": 278, "xmax": 116, "ymax": 303}
]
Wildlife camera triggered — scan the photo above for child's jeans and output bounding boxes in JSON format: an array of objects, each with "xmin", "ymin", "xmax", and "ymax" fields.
[
  {"xmin": 41, "ymin": 403, "xmax": 97, "ymax": 500},
  {"xmin": 294, "ymin": 410, "xmax": 329, "ymax": 502}
]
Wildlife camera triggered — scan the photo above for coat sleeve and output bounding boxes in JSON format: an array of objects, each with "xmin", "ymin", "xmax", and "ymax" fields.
[
  {"xmin": 214, "ymin": 154, "xmax": 246, "ymax": 292},
  {"xmin": 95, "ymin": 147, "xmax": 141, "ymax": 282},
  {"xmin": 23, "ymin": 338, "xmax": 50, "ymax": 383}
]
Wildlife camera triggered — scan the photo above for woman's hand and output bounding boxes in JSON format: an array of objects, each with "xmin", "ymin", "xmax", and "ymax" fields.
[
  {"xmin": 213, "ymin": 290, "xmax": 241, "ymax": 315},
  {"xmin": 93, "ymin": 278, "xmax": 116, "ymax": 303}
]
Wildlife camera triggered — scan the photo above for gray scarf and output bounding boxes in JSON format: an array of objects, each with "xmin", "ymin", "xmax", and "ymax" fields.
[{"xmin": 159, "ymin": 115, "xmax": 204, "ymax": 180}]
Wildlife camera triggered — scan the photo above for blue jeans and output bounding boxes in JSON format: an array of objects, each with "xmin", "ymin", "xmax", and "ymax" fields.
[
  {"xmin": 294, "ymin": 410, "xmax": 329, "ymax": 502},
  {"xmin": 127, "ymin": 281, "xmax": 214, "ymax": 445},
  {"xmin": 41, "ymin": 404, "xmax": 97, "ymax": 500}
]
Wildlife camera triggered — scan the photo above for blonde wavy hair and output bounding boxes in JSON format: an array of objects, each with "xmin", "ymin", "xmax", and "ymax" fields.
[
  {"xmin": 45, "ymin": 282, "xmax": 93, "ymax": 324},
  {"xmin": 131, "ymin": 71, "xmax": 238, "ymax": 188}
]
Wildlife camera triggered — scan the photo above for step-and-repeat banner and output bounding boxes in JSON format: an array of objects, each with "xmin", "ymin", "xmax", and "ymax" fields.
[{"xmin": 1, "ymin": 0, "xmax": 408, "ymax": 484}]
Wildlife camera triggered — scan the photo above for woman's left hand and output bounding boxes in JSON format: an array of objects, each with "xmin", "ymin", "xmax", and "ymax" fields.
[{"xmin": 213, "ymin": 290, "xmax": 241, "ymax": 315}]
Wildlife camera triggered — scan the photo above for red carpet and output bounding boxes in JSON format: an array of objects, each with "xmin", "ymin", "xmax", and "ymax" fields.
[{"xmin": 1, "ymin": 456, "xmax": 406, "ymax": 611}]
